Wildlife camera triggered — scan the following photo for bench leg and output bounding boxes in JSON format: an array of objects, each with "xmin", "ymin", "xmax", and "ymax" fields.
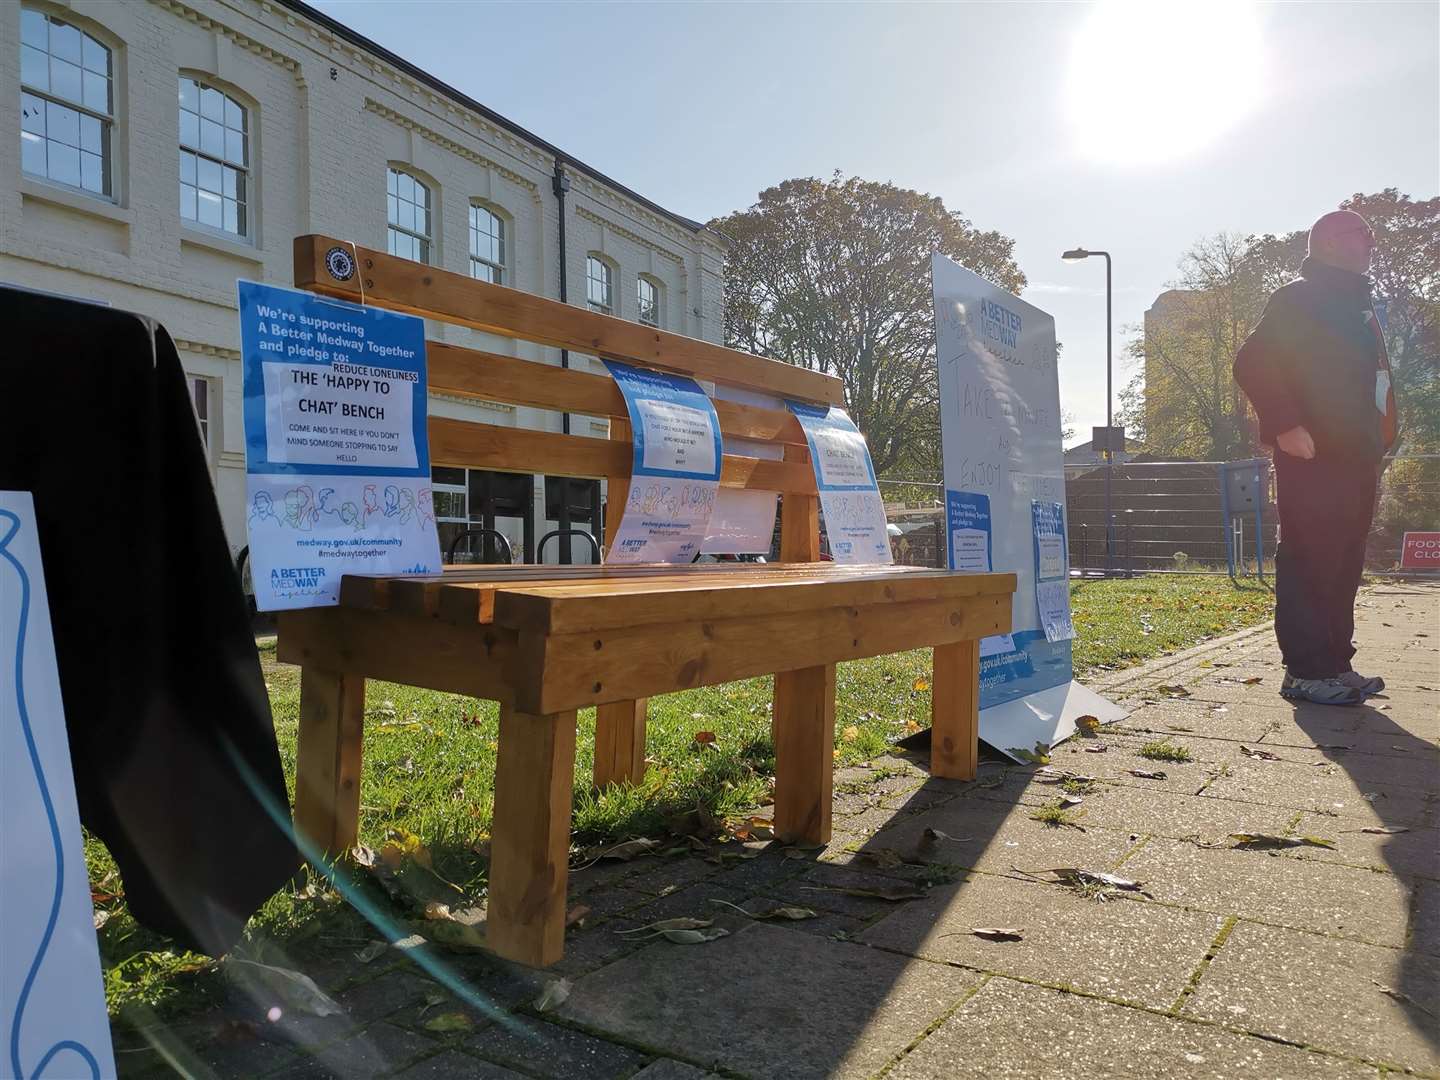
[
  {"xmin": 593, "ymin": 698, "xmax": 648, "ymax": 789},
  {"xmin": 487, "ymin": 704, "xmax": 577, "ymax": 968},
  {"xmin": 931, "ymin": 640, "xmax": 979, "ymax": 780},
  {"xmin": 294, "ymin": 666, "xmax": 366, "ymax": 859},
  {"xmin": 772, "ymin": 664, "xmax": 835, "ymax": 845}
]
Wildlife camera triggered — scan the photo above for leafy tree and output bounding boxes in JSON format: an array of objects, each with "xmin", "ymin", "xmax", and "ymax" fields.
[{"xmin": 712, "ymin": 174, "xmax": 1024, "ymax": 476}]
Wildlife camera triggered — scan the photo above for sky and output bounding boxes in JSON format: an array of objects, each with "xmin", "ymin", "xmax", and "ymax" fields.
[{"xmin": 309, "ymin": 0, "xmax": 1439, "ymax": 448}]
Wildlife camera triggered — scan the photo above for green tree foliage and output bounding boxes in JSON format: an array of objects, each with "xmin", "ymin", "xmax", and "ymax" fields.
[{"xmin": 712, "ymin": 174, "xmax": 1025, "ymax": 476}]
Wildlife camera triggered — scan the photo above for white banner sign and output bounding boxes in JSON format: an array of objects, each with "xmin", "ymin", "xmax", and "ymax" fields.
[
  {"xmin": 240, "ymin": 281, "xmax": 442, "ymax": 610},
  {"xmin": 787, "ymin": 402, "xmax": 892, "ymax": 565},
  {"xmin": 2, "ymin": 492, "xmax": 116, "ymax": 1080}
]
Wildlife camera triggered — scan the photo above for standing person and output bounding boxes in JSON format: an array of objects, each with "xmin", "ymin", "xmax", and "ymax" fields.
[{"xmin": 1234, "ymin": 210, "xmax": 1398, "ymax": 705}]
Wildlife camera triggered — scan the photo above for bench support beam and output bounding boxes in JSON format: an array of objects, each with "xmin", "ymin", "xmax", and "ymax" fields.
[
  {"xmin": 930, "ymin": 640, "xmax": 980, "ymax": 780},
  {"xmin": 294, "ymin": 667, "xmax": 366, "ymax": 858},
  {"xmin": 593, "ymin": 699, "xmax": 648, "ymax": 789},
  {"xmin": 772, "ymin": 663, "xmax": 835, "ymax": 845},
  {"xmin": 488, "ymin": 704, "xmax": 578, "ymax": 968}
]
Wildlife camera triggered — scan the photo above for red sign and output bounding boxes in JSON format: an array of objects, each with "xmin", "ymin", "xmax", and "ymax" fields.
[{"xmin": 1400, "ymin": 531, "xmax": 1440, "ymax": 569}]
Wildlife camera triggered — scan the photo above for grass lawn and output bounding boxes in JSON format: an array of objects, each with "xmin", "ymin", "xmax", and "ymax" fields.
[{"xmin": 90, "ymin": 574, "xmax": 1272, "ymax": 1017}]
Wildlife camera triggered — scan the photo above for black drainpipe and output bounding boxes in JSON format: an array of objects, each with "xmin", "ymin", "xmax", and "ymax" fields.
[{"xmin": 552, "ymin": 160, "xmax": 573, "ymax": 563}]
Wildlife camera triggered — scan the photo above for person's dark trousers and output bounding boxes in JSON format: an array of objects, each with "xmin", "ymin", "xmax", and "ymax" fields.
[{"xmin": 1273, "ymin": 452, "xmax": 1378, "ymax": 679}]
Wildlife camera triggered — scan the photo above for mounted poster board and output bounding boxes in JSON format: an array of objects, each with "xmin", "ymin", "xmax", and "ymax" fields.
[
  {"xmin": 931, "ymin": 254, "xmax": 1124, "ymax": 756},
  {"xmin": 1, "ymin": 491, "xmax": 116, "ymax": 1080}
]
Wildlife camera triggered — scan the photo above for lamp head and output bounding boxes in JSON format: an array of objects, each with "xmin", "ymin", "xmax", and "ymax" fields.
[{"xmin": 1061, "ymin": 248, "xmax": 1091, "ymax": 262}]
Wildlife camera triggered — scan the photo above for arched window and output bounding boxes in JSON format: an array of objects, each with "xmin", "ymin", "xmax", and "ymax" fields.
[
  {"xmin": 179, "ymin": 77, "xmax": 250, "ymax": 237},
  {"xmin": 637, "ymin": 275, "xmax": 662, "ymax": 328},
  {"xmin": 387, "ymin": 168, "xmax": 431, "ymax": 263},
  {"xmin": 469, "ymin": 204, "xmax": 505, "ymax": 283},
  {"xmin": 586, "ymin": 255, "xmax": 613, "ymax": 314},
  {"xmin": 20, "ymin": 6, "xmax": 114, "ymax": 197}
]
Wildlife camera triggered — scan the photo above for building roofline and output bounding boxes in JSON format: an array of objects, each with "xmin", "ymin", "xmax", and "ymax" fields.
[{"xmin": 274, "ymin": 0, "xmax": 707, "ymax": 235}]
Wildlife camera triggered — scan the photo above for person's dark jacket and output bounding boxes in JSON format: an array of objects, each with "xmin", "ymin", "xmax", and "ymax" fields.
[{"xmin": 1234, "ymin": 256, "xmax": 1395, "ymax": 465}]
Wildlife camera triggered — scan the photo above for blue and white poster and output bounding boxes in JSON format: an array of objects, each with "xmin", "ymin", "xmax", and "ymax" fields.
[
  {"xmin": 1032, "ymin": 501, "xmax": 1075, "ymax": 643},
  {"xmin": 932, "ymin": 255, "xmax": 1124, "ymax": 757},
  {"xmin": 604, "ymin": 360, "xmax": 722, "ymax": 564},
  {"xmin": 945, "ymin": 490, "xmax": 1015, "ymax": 657},
  {"xmin": 239, "ymin": 281, "xmax": 441, "ymax": 610},
  {"xmin": 786, "ymin": 402, "xmax": 892, "ymax": 565},
  {"xmin": 2, "ymin": 492, "xmax": 116, "ymax": 1080}
]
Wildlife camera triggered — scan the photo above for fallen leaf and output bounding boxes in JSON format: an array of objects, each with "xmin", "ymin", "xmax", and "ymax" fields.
[
  {"xmin": 1128, "ymin": 768, "xmax": 1168, "ymax": 780},
  {"xmin": 224, "ymin": 959, "xmax": 344, "ymax": 1018},
  {"xmin": 842, "ymin": 725, "xmax": 860, "ymax": 742},
  {"xmin": 354, "ymin": 941, "xmax": 388, "ymax": 964},
  {"xmin": 1155, "ymin": 684, "xmax": 1192, "ymax": 698},
  {"xmin": 617, "ymin": 918, "xmax": 714, "ymax": 936},
  {"xmin": 693, "ymin": 730, "xmax": 717, "ymax": 746},
  {"xmin": 423, "ymin": 901, "xmax": 452, "ymax": 921},
  {"xmin": 533, "ymin": 978, "xmax": 572, "ymax": 1013},
  {"xmin": 801, "ymin": 884, "xmax": 926, "ymax": 902},
  {"xmin": 1229, "ymin": 833, "xmax": 1336, "ymax": 850},
  {"xmin": 574, "ymin": 837, "xmax": 661, "ymax": 869},
  {"xmin": 1356, "ymin": 826, "xmax": 1410, "ymax": 835},
  {"xmin": 708, "ymin": 898, "xmax": 818, "ymax": 921},
  {"xmin": 912, "ymin": 677, "xmax": 931, "ymax": 692},
  {"xmin": 922, "ymin": 827, "xmax": 971, "ymax": 844},
  {"xmin": 969, "ymin": 927, "xmax": 1024, "ymax": 942},
  {"xmin": 1314, "ymin": 744, "xmax": 1352, "ymax": 751},
  {"xmin": 1166, "ymin": 725, "xmax": 1194, "ymax": 733},
  {"xmin": 1362, "ymin": 792, "xmax": 1386, "ymax": 802},
  {"xmin": 1059, "ymin": 794, "xmax": 1084, "ymax": 807},
  {"xmin": 1243, "ymin": 676, "xmax": 1263, "ymax": 685},
  {"xmin": 423, "ymin": 1012, "xmax": 473, "ymax": 1034},
  {"xmin": 93, "ymin": 910, "xmax": 113, "ymax": 931},
  {"xmin": 422, "ymin": 918, "xmax": 488, "ymax": 952},
  {"xmin": 1075, "ymin": 715, "xmax": 1101, "ymax": 734},
  {"xmin": 565, "ymin": 905, "xmax": 591, "ymax": 928},
  {"xmin": 1239, "ymin": 745, "xmax": 1281, "ymax": 761},
  {"xmin": 660, "ymin": 927, "xmax": 730, "ymax": 944},
  {"xmin": 1374, "ymin": 982, "xmax": 1439, "ymax": 1018},
  {"xmin": 1083, "ymin": 744, "xmax": 1109, "ymax": 753},
  {"xmin": 417, "ymin": 990, "xmax": 446, "ymax": 1019}
]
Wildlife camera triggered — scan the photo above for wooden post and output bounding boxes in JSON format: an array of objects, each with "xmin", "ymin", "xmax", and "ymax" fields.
[
  {"xmin": 294, "ymin": 666, "xmax": 366, "ymax": 858},
  {"xmin": 487, "ymin": 704, "xmax": 577, "ymax": 968},
  {"xmin": 595, "ymin": 416, "xmax": 649, "ymax": 787},
  {"xmin": 931, "ymin": 639, "xmax": 979, "ymax": 779},
  {"xmin": 593, "ymin": 698, "xmax": 648, "ymax": 789},
  {"xmin": 773, "ymin": 662, "xmax": 835, "ymax": 844}
]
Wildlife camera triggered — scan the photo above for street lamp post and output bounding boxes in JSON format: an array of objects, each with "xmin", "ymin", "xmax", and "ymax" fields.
[{"xmin": 1062, "ymin": 247, "xmax": 1115, "ymax": 576}]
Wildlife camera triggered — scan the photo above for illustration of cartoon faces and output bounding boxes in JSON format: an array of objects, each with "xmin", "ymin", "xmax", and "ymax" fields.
[
  {"xmin": 418, "ymin": 489, "xmax": 436, "ymax": 530},
  {"xmin": 249, "ymin": 491, "xmax": 281, "ymax": 528},
  {"xmin": 398, "ymin": 487, "xmax": 416, "ymax": 524},
  {"xmin": 383, "ymin": 485, "xmax": 401, "ymax": 517},
  {"xmin": 339, "ymin": 501, "xmax": 361, "ymax": 530},
  {"xmin": 626, "ymin": 486, "xmax": 643, "ymax": 513},
  {"xmin": 362, "ymin": 484, "xmax": 381, "ymax": 525},
  {"xmin": 640, "ymin": 485, "xmax": 660, "ymax": 515},
  {"xmin": 283, "ymin": 485, "xmax": 316, "ymax": 530}
]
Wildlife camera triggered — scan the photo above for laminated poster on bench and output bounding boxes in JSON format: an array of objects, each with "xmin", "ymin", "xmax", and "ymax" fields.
[
  {"xmin": 785, "ymin": 402, "xmax": 893, "ymax": 565},
  {"xmin": 603, "ymin": 360, "xmax": 723, "ymax": 564},
  {"xmin": 238, "ymin": 280, "xmax": 442, "ymax": 610},
  {"xmin": 931, "ymin": 253, "xmax": 1125, "ymax": 759},
  {"xmin": 1, "ymin": 491, "xmax": 117, "ymax": 1080}
]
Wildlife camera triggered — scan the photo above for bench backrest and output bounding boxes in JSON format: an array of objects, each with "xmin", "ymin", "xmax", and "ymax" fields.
[{"xmin": 293, "ymin": 234, "xmax": 840, "ymax": 562}]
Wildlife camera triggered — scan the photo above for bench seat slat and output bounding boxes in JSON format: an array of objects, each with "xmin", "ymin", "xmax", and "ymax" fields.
[{"xmin": 492, "ymin": 570, "xmax": 1018, "ymax": 634}]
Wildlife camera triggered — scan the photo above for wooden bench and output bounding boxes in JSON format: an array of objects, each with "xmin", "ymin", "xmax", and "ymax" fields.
[{"xmin": 277, "ymin": 234, "xmax": 1016, "ymax": 967}]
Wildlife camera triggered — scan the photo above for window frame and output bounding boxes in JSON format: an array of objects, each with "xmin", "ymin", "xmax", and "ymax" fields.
[
  {"xmin": 19, "ymin": 5, "xmax": 116, "ymax": 200},
  {"xmin": 586, "ymin": 254, "xmax": 614, "ymax": 315},
  {"xmin": 468, "ymin": 202, "xmax": 506, "ymax": 284},
  {"xmin": 178, "ymin": 75, "xmax": 252, "ymax": 240},
  {"xmin": 387, "ymin": 166, "xmax": 433, "ymax": 264},
  {"xmin": 637, "ymin": 274, "xmax": 662, "ymax": 328}
]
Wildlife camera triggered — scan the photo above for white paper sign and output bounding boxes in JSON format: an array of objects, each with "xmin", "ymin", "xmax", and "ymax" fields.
[
  {"xmin": 703, "ymin": 386, "xmax": 782, "ymax": 556},
  {"xmin": 604, "ymin": 361, "xmax": 723, "ymax": 564},
  {"xmin": 1033, "ymin": 501, "xmax": 1074, "ymax": 644},
  {"xmin": 1375, "ymin": 370, "xmax": 1391, "ymax": 415},
  {"xmin": 1, "ymin": 491, "xmax": 117, "ymax": 1080},
  {"xmin": 787, "ymin": 403, "xmax": 892, "ymax": 565},
  {"xmin": 240, "ymin": 281, "xmax": 442, "ymax": 610}
]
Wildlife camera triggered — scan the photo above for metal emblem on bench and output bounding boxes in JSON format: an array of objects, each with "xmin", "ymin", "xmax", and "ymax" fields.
[{"xmin": 324, "ymin": 246, "xmax": 356, "ymax": 282}]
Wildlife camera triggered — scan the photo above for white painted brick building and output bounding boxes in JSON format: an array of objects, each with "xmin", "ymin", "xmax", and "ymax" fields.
[{"xmin": 0, "ymin": 0, "xmax": 728, "ymax": 564}]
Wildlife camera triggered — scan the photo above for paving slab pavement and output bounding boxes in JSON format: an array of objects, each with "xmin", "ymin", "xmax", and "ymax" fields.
[{"xmin": 117, "ymin": 584, "xmax": 1440, "ymax": 1079}]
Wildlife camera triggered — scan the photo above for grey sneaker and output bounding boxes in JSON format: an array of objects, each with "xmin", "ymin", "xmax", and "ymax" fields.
[
  {"xmin": 1280, "ymin": 672, "xmax": 1364, "ymax": 706},
  {"xmin": 1335, "ymin": 669, "xmax": 1385, "ymax": 695}
]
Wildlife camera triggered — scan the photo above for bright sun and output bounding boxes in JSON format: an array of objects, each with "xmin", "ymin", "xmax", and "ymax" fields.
[{"xmin": 1066, "ymin": 0, "xmax": 1263, "ymax": 165}]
